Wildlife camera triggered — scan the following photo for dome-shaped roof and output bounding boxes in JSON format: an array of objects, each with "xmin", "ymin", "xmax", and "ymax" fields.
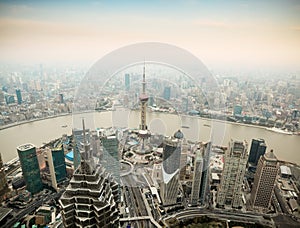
[{"xmin": 174, "ymin": 129, "xmax": 184, "ymax": 139}]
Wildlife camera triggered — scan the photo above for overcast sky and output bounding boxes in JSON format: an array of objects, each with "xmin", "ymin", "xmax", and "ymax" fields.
[{"xmin": 0, "ymin": 0, "xmax": 299, "ymax": 72}]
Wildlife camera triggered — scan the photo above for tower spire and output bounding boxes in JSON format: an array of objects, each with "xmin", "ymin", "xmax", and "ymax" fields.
[
  {"xmin": 81, "ymin": 118, "xmax": 90, "ymax": 161},
  {"xmin": 139, "ymin": 61, "xmax": 148, "ymax": 131},
  {"xmin": 138, "ymin": 61, "xmax": 150, "ymax": 152},
  {"xmin": 82, "ymin": 118, "xmax": 86, "ymax": 144}
]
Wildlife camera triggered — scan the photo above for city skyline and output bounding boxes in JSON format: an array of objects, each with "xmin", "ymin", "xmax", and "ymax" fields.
[{"xmin": 0, "ymin": 0, "xmax": 299, "ymax": 73}]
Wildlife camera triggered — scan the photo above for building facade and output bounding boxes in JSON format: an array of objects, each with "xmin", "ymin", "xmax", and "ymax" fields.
[
  {"xmin": 199, "ymin": 142, "xmax": 212, "ymax": 205},
  {"xmin": 0, "ymin": 153, "xmax": 9, "ymax": 202},
  {"xmin": 44, "ymin": 146, "xmax": 67, "ymax": 190},
  {"xmin": 190, "ymin": 148, "xmax": 204, "ymax": 206},
  {"xmin": 217, "ymin": 140, "xmax": 248, "ymax": 208},
  {"xmin": 17, "ymin": 144, "xmax": 43, "ymax": 194},
  {"xmin": 16, "ymin": 89, "xmax": 22, "ymax": 105},
  {"xmin": 59, "ymin": 163, "xmax": 119, "ymax": 227},
  {"xmin": 101, "ymin": 134, "xmax": 120, "ymax": 186},
  {"xmin": 160, "ymin": 137, "xmax": 181, "ymax": 205},
  {"xmin": 248, "ymin": 139, "xmax": 266, "ymax": 166},
  {"xmin": 249, "ymin": 150, "xmax": 279, "ymax": 212}
]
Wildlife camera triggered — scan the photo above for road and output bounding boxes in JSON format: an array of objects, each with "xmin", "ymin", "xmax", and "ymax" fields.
[{"xmin": 163, "ymin": 208, "xmax": 276, "ymax": 227}]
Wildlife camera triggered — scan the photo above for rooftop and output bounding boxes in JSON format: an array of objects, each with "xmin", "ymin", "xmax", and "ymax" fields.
[
  {"xmin": 280, "ymin": 165, "xmax": 292, "ymax": 176},
  {"xmin": 17, "ymin": 143, "xmax": 35, "ymax": 151},
  {"xmin": 265, "ymin": 149, "xmax": 277, "ymax": 161}
]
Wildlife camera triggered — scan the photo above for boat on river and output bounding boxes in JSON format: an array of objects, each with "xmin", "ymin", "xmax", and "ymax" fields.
[{"xmin": 266, "ymin": 127, "xmax": 293, "ymax": 135}]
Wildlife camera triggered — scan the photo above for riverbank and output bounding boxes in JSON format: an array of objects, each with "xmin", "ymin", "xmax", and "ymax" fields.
[
  {"xmin": 0, "ymin": 113, "xmax": 71, "ymax": 130},
  {"xmin": 1, "ymin": 109, "xmax": 299, "ymax": 164},
  {"xmin": 1, "ymin": 109, "xmax": 298, "ymax": 135}
]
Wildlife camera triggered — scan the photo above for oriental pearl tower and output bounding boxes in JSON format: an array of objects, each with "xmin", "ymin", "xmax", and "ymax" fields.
[{"xmin": 138, "ymin": 62, "xmax": 150, "ymax": 152}]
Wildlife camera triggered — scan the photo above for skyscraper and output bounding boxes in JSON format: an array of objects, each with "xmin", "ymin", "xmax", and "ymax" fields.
[
  {"xmin": 217, "ymin": 140, "xmax": 248, "ymax": 209},
  {"xmin": 179, "ymin": 140, "xmax": 188, "ymax": 181},
  {"xmin": 163, "ymin": 86, "xmax": 171, "ymax": 100},
  {"xmin": 248, "ymin": 139, "xmax": 266, "ymax": 166},
  {"xmin": 101, "ymin": 134, "xmax": 120, "ymax": 183},
  {"xmin": 163, "ymin": 138, "xmax": 181, "ymax": 175},
  {"xmin": 160, "ymin": 137, "xmax": 181, "ymax": 205},
  {"xmin": 190, "ymin": 148, "xmax": 204, "ymax": 206},
  {"xmin": 199, "ymin": 142, "xmax": 212, "ymax": 205},
  {"xmin": 73, "ymin": 128, "xmax": 90, "ymax": 170},
  {"xmin": 0, "ymin": 153, "xmax": 9, "ymax": 202},
  {"xmin": 16, "ymin": 89, "xmax": 22, "ymax": 105},
  {"xmin": 44, "ymin": 146, "xmax": 67, "ymax": 190},
  {"xmin": 233, "ymin": 104, "xmax": 242, "ymax": 116},
  {"xmin": 125, "ymin": 73, "xmax": 130, "ymax": 91},
  {"xmin": 17, "ymin": 144, "xmax": 43, "ymax": 194},
  {"xmin": 249, "ymin": 150, "xmax": 279, "ymax": 212},
  {"xmin": 60, "ymin": 120, "xmax": 119, "ymax": 227}
]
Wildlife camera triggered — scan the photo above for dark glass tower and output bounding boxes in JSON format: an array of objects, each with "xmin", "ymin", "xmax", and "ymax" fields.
[
  {"xmin": 248, "ymin": 139, "xmax": 266, "ymax": 166},
  {"xmin": 51, "ymin": 146, "xmax": 67, "ymax": 183},
  {"xmin": 16, "ymin": 89, "xmax": 22, "ymax": 105},
  {"xmin": 17, "ymin": 144, "xmax": 43, "ymax": 194}
]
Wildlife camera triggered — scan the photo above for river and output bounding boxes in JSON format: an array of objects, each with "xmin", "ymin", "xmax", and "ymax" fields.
[{"xmin": 0, "ymin": 109, "xmax": 299, "ymax": 164}]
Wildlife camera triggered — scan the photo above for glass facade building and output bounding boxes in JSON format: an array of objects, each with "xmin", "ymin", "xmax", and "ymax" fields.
[{"xmin": 17, "ymin": 144, "xmax": 43, "ymax": 194}]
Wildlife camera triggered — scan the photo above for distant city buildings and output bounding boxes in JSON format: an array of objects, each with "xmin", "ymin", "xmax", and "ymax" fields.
[
  {"xmin": 217, "ymin": 140, "xmax": 248, "ymax": 209},
  {"xmin": 163, "ymin": 86, "xmax": 171, "ymax": 100},
  {"xmin": 15, "ymin": 89, "xmax": 22, "ymax": 105},
  {"xmin": 125, "ymin": 73, "xmax": 130, "ymax": 91},
  {"xmin": 250, "ymin": 149, "xmax": 279, "ymax": 212},
  {"xmin": 17, "ymin": 144, "xmax": 43, "ymax": 194},
  {"xmin": 233, "ymin": 104, "xmax": 242, "ymax": 116}
]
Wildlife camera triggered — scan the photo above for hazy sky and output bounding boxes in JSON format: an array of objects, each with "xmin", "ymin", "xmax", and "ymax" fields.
[{"xmin": 0, "ymin": 0, "xmax": 299, "ymax": 71}]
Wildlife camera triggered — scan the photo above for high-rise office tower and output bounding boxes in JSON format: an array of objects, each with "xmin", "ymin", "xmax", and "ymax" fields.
[
  {"xmin": 248, "ymin": 139, "xmax": 266, "ymax": 166},
  {"xmin": 60, "ymin": 120, "xmax": 119, "ymax": 227},
  {"xmin": 73, "ymin": 128, "xmax": 90, "ymax": 170},
  {"xmin": 17, "ymin": 144, "xmax": 43, "ymax": 194},
  {"xmin": 190, "ymin": 148, "xmax": 204, "ymax": 206},
  {"xmin": 0, "ymin": 153, "xmax": 9, "ymax": 202},
  {"xmin": 249, "ymin": 150, "xmax": 279, "ymax": 212},
  {"xmin": 16, "ymin": 89, "xmax": 22, "ymax": 105},
  {"xmin": 179, "ymin": 140, "xmax": 188, "ymax": 181},
  {"xmin": 163, "ymin": 138, "xmax": 181, "ymax": 175},
  {"xmin": 125, "ymin": 73, "xmax": 130, "ymax": 91},
  {"xmin": 199, "ymin": 142, "xmax": 212, "ymax": 205},
  {"xmin": 160, "ymin": 137, "xmax": 181, "ymax": 205},
  {"xmin": 233, "ymin": 105, "xmax": 242, "ymax": 116},
  {"xmin": 58, "ymin": 93, "xmax": 64, "ymax": 103},
  {"xmin": 217, "ymin": 140, "xmax": 248, "ymax": 209},
  {"xmin": 163, "ymin": 86, "xmax": 171, "ymax": 100},
  {"xmin": 44, "ymin": 146, "xmax": 67, "ymax": 190},
  {"xmin": 101, "ymin": 134, "xmax": 120, "ymax": 183}
]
